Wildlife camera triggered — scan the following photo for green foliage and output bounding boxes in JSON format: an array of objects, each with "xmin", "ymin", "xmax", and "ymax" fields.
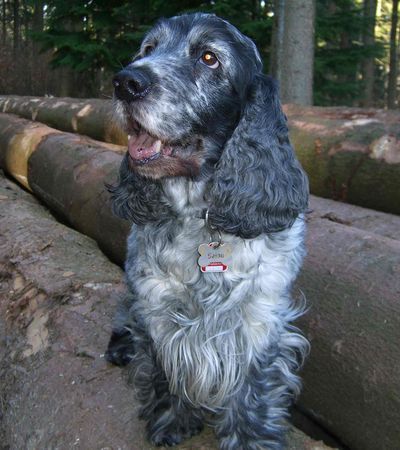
[
  {"xmin": 34, "ymin": 0, "xmax": 274, "ymax": 78},
  {"xmin": 314, "ymin": 0, "xmax": 386, "ymax": 106},
  {"xmin": 32, "ymin": 0, "xmax": 390, "ymax": 105},
  {"xmin": 36, "ymin": 0, "xmax": 146, "ymax": 72}
]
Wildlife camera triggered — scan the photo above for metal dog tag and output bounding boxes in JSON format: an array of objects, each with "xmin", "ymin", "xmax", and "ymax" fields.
[{"xmin": 198, "ymin": 242, "xmax": 233, "ymax": 273}]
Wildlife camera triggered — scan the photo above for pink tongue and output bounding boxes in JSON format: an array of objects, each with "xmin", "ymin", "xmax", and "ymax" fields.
[{"xmin": 128, "ymin": 132, "xmax": 159, "ymax": 160}]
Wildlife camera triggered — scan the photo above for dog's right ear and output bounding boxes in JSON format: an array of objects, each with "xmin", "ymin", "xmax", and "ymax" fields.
[{"xmin": 107, "ymin": 154, "xmax": 172, "ymax": 224}]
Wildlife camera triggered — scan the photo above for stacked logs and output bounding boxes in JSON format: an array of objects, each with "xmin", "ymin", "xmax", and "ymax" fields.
[
  {"xmin": 0, "ymin": 108, "xmax": 399, "ymax": 450},
  {"xmin": 1, "ymin": 95, "xmax": 400, "ymax": 214}
]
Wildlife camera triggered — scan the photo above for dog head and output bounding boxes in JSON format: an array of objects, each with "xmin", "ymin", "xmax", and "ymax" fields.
[
  {"xmin": 112, "ymin": 13, "xmax": 262, "ymax": 178},
  {"xmin": 111, "ymin": 13, "xmax": 308, "ymax": 236}
]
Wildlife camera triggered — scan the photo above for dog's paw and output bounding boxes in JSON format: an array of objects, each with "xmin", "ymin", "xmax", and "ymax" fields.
[
  {"xmin": 151, "ymin": 430, "xmax": 185, "ymax": 447},
  {"xmin": 105, "ymin": 329, "xmax": 135, "ymax": 366},
  {"xmin": 149, "ymin": 418, "xmax": 203, "ymax": 447}
]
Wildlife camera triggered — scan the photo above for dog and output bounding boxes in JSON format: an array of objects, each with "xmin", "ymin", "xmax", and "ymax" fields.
[{"xmin": 106, "ymin": 12, "xmax": 309, "ymax": 450}]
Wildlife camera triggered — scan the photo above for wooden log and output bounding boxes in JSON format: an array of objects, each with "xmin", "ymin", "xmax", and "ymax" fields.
[
  {"xmin": 296, "ymin": 219, "xmax": 400, "ymax": 450},
  {"xmin": 0, "ymin": 95, "xmax": 127, "ymax": 145},
  {"xmin": 0, "ymin": 173, "xmax": 333, "ymax": 450},
  {"xmin": 0, "ymin": 113, "xmax": 62, "ymax": 190},
  {"xmin": 0, "ymin": 113, "xmax": 129, "ymax": 264},
  {"xmin": 1, "ymin": 95, "xmax": 400, "ymax": 214},
  {"xmin": 1, "ymin": 113, "xmax": 400, "ymax": 449},
  {"xmin": 309, "ymin": 195, "xmax": 400, "ymax": 241},
  {"xmin": 285, "ymin": 104, "xmax": 400, "ymax": 215}
]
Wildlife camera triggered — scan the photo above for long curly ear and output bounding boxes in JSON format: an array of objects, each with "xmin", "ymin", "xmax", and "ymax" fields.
[
  {"xmin": 207, "ymin": 75, "xmax": 309, "ymax": 238},
  {"xmin": 107, "ymin": 154, "xmax": 173, "ymax": 224}
]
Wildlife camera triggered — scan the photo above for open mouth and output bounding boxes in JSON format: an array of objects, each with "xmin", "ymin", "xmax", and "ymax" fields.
[
  {"xmin": 121, "ymin": 116, "xmax": 203, "ymax": 178},
  {"xmin": 127, "ymin": 123, "xmax": 173, "ymax": 165}
]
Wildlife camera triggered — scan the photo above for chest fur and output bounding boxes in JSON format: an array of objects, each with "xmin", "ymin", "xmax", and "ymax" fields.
[{"xmin": 125, "ymin": 179, "xmax": 305, "ymax": 407}]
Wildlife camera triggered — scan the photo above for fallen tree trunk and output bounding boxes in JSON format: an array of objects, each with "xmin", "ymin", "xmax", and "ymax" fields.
[
  {"xmin": 0, "ymin": 173, "xmax": 332, "ymax": 450},
  {"xmin": 0, "ymin": 95, "xmax": 126, "ymax": 146},
  {"xmin": 309, "ymin": 195, "xmax": 400, "ymax": 241},
  {"xmin": 0, "ymin": 113, "xmax": 129, "ymax": 264},
  {"xmin": 1, "ymin": 108, "xmax": 398, "ymax": 243},
  {"xmin": 1, "ymin": 111, "xmax": 399, "ymax": 256},
  {"xmin": 1, "ymin": 113, "xmax": 400, "ymax": 450},
  {"xmin": 295, "ymin": 221, "xmax": 400, "ymax": 450},
  {"xmin": 285, "ymin": 104, "xmax": 400, "ymax": 215},
  {"xmin": 1, "ymin": 95, "xmax": 400, "ymax": 214}
]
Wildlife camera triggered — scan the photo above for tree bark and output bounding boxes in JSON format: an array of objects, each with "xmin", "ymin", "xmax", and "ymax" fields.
[
  {"xmin": 57, "ymin": 16, "xmax": 81, "ymax": 97},
  {"xmin": 269, "ymin": 0, "xmax": 285, "ymax": 81},
  {"xmin": 1, "ymin": 110, "xmax": 399, "ymax": 242},
  {"xmin": 12, "ymin": 0, "xmax": 19, "ymax": 55},
  {"xmin": 31, "ymin": 0, "xmax": 45, "ymax": 94},
  {"xmin": 308, "ymin": 194, "xmax": 400, "ymax": 241},
  {"xmin": 0, "ymin": 113, "xmax": 127, "ymax": 264},
  {"xmin": 362, "ymin": 0, "xmax": 377, "ymax": 107},
  {"xmin": 0, "ymin": 96, "xmax": 127, "ymax": 145},
  {"xmin": 32, "ymin": 0, "xmax": 43, "ymax": 33},
  {"xmin": 387, "ymin": 0, "xmax": 399, "ymax": 109},
  {"xmin": 275, "ymin": 0, "xmax": 315, "ymax": 105},
  {"xmin": 296, "ymin": 215, "xmax": 400, "ymax": 450},
  {"xmin": 284, "ymin": 103, "xmax": 400, "ymax": 215},
  {"xmin": 1, "ymin": 0, "xmax": 6, "ymax": 46}
]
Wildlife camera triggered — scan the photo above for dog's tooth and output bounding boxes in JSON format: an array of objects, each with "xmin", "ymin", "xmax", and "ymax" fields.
[{"xmin": 153, "ymin": 140, "xmax": 162, "ymax": 153}]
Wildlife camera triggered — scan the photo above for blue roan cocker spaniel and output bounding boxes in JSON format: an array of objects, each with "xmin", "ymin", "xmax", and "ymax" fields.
[{"xmin": 106, "ymin": 12, "xmax": 309, "ymax": 450}]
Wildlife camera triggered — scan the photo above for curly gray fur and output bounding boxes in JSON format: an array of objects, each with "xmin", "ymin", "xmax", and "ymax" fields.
[{"xmin": 106, "ymin": 12, "xmax": 309, "ymax": 450}]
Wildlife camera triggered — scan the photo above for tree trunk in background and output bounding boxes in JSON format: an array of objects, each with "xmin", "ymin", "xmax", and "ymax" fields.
[
  {"xmin": 12, "ymin": 0, "xmax": 19, "ymax": 55},
  {"xmin": 58, "ymin": 68, "xmax": 75, "ymax": 97},
  {"xmin": 33, "ymin": 1, "xmax": 44, "ymax": 31},
  {"xmin": 269, "ymin": 0, "xmax": 285, "ymax": 81},
  {"xmin": 2, "ymin": 0, "xmax": 6, "ymax": 46},
  {"xmin": 362, "ymin": 0, "xmax": 377, "ymax": 106},
  {"xmin": 272, "ymin": 0, "xmax": 315, "ymax": 105},
  {"xmin": 337, "ymin": 1, "xmax": 357, "ymax": 99},
  {"xmin": 388, "ymin": 0, "xmax": 399, "ymax": 109},
  {"xmin": 22, "ymin": 0, "xmax": 28, "ymax": 41},
  {"xmin": 57, "ymin": 16, "xmax": 79, "ymax": 97},
  {"xmin": 32, "ymin": 0, "xmax": 45, "ymax": 94}
]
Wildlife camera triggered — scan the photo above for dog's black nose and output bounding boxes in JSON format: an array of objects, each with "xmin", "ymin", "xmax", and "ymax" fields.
[{"xmin": 113, "ymin": 68, "xmax": 151, "ymax": 102}]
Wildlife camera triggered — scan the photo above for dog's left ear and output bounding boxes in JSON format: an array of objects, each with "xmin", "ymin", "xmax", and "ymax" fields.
[{"xmin": 207, "ymin": 75, "xmax": 309, "ymax": 238}]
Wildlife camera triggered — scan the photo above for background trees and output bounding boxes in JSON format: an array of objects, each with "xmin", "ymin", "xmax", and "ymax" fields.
[
  {"xmin": 270, "ymin": 0, "xmax": 316, "ymax": 105},
  {"xmin": 388, "ymin": 0, "xmax": 399, "ymax": 107},
  {"xmin": 0, "ymin": 0, "xmax": 398, "ymax": 108}
]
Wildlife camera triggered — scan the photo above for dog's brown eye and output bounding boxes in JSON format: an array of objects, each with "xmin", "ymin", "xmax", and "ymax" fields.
[
  {"xmin": 143, "ymin": 44, "xmax": 155, "ymax": 56},
  {"xmin": 201, "ymin": 52, "xmax": 219, "ymax": 69}
]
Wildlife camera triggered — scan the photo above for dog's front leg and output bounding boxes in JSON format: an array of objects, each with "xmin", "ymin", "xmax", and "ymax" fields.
[
  {"xmin": 214, "ymin": 352, "xmax": 297, "ymax": 450},
  {"xmin": 105, "ymin": 294, "xmax": 138, "ymax": 366},
  {"xmin": 105, "ymin": 297, "xmax": 204, "ymax": 447},
  {"xmin": 132, "ymin": 335, "xmax": 204, "ymax": 447}
]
